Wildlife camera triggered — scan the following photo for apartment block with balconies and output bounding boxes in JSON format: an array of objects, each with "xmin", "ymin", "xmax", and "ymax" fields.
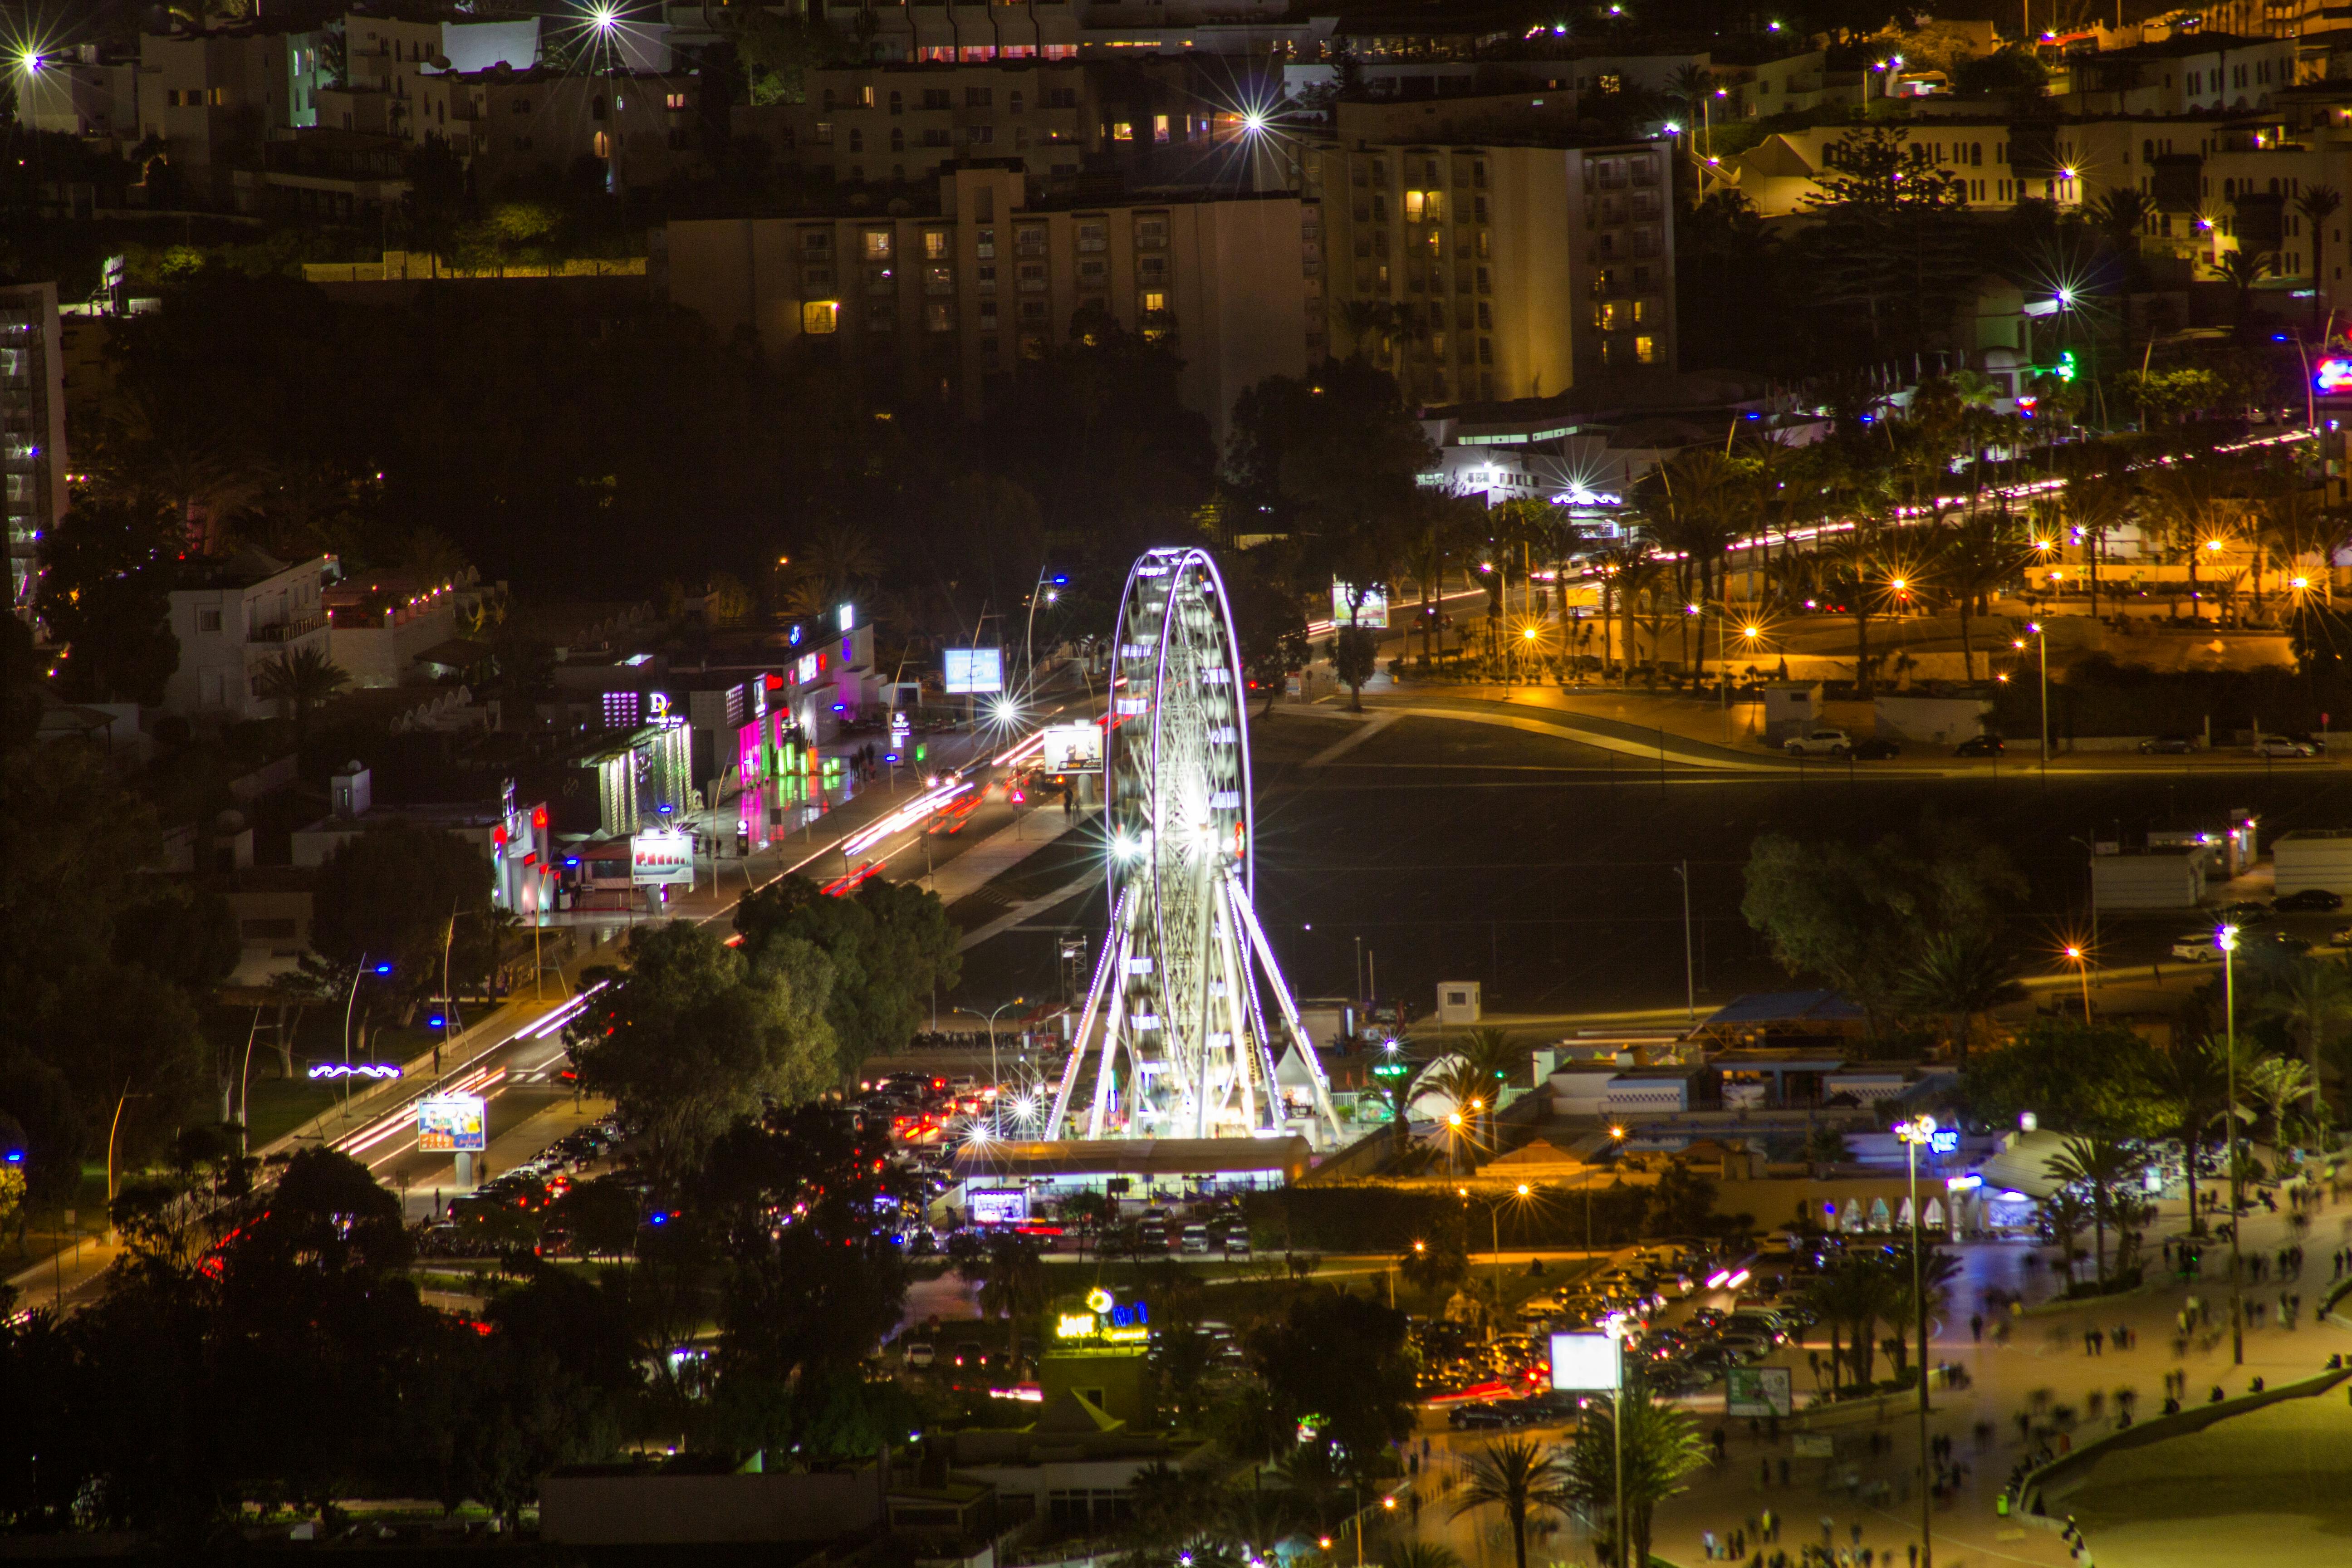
[{"xmin": 163, "ymin": 550, "xmax": 340, "ymax": 724}]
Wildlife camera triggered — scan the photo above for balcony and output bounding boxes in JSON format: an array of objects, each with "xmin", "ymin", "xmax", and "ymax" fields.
[{"xmin": 250, "ymin": 613, "xmax": 326, "ymax": 645}]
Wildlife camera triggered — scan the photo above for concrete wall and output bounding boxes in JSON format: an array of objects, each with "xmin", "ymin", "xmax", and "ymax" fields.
[
  {"xmin": 2091, "ymin": 852, "xmax": 2205, "ymax": 910},
  {"xmin": 538, "ymin": 1467, "xmax": 882, "ymax": 1545},
  {"xmin": 1873, "ymin": 693, "xmax": 1992, "ymax": 744}
]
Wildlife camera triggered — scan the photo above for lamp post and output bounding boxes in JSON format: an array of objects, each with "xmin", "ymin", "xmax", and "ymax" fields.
[
  {"xmin": 1588, "ymin": 1126, "xmax": 1627, "ymax": 1251},
  {"xmin": 1894, "ymin": 1113, "xmax": 1937, "ymax": 1568},
  {"xmin": 1604, "ymin": 1311, "xmax": 1631, "ymax": 1568},
  {"xmin": 1023, "ymin": 569, "xmax": 1068, "ymax": 691},
  {"xmin": 2063, "ymin": 945, "xmax": 2092, "ymax": 1021},
  {"xmin": 2220, "ymin": 922, "xmax": 2245, "ymax": 1364},
  {"xmin": 2011, "ymin": 621, "xmax": 2049, "ymax": 774},
  {"xmin": 954, "ymin": 998, "xmax": 1026, "ymax": 1135}
]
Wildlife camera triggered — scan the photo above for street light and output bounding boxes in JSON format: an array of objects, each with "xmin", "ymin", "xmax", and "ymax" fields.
[
  {"xmin": 2220, "ymin": 923, "xmax": 2245, "ymax": 1364},
  {"xmin": 1588, "ymin": 1126, "xmax": 1627, "ymax": 1250},
  {"xmin": 1602, "ymin": 1310, "xmax": 1632, "ymax": 1568},
  {"xmin": 2063, "ymin": 945, "xmax": 2092, "ymax": 1021},
  {"xmin": 1893, "ymin": 1112, "xmax": 1937, "ymax": 1568},
  {"xmin": 954, "ymin": 998, "xmax": 1026, "ymax": 1135},
  {"xmin": 2012, "ymin": 622, "xmax": 2049, "ymax": 774}
]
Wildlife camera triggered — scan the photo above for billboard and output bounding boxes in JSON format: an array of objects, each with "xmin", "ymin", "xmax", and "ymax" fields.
[
  {"xmin": 417, "ymin": 1094, "xmax": 487, "ymax": 1152},
  {"xmin": 631, "ymin": 828, "xmax": 694, "ymax": 886},
  {"xmin": 968, "ymin": 1187, "xmax": 1031, "ymax": 1226},
  {"xmin": 945, "ymin": 647, "xmax": 1004, "ymax": 695},
  {"xmin": 1332, "ymin": 580, "xmax": 1390, "ymax": 629},
  {"xmin": 1548, "ymin": 1332, "xmax": 1622, "ymax": 1392},
  {"xmin": 1041, "ymin": 723, "xmax": 1104, "ymax": 774},
  {"xmin": 1725, "ymin": 1366, "xmax": 1794, "ymax": 1417}
]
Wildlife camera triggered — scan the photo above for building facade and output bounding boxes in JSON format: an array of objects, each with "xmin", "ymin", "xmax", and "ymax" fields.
[
  {"xmin": 163, "ymin": 551, "xmax": 338, "ymax": 723},
  {"xmin": 1307, "ymin": 137, "xmax": 1676, "ymax": 406},
  {"xmin": 0, "ymin": 283, "xmax": 67, "ymax": 622},
  {"xmin": 667, "ymin": 161, "xmax": 1322, "ymax": 427}
]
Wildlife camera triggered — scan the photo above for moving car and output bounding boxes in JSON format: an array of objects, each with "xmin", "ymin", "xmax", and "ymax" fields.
[
  {"xmin": 1954, "ymin": 734, "xmax": 2006, "ymax": 757},
  {"xmin": 2137, "ymin": 735, "xmax": 2196, "ymax": 755},
  {"xmin": 2168, "ymin": 933, "xmax": 2220, "ymax": 962},
  {"xmin": 2250, "ymin": 735, "xmax": 2319, "ymax": 757},
  {"xmin": 1784, "ymin": 728, "xmax": 1855, "ymax": 757},
  {"xmin": 2274, "ymin": 889, "xmax": 2344, "ymax": 913}
]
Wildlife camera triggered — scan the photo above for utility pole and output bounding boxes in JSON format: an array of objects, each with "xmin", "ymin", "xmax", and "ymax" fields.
[{"xmin": 1676, "ymin": 861, "xmax": 1696, "ymax": 1022}]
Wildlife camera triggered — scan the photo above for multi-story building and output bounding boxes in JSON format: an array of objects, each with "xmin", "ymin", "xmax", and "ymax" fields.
[
  {"xmin": 416, "ymin": 64, "xmax": 704, "ymax": 191},
  {"xmin": 667, "ymin": 160, "xmax": 1323, "ymax": 429},
  {"xmin": 739, "ymin": 55, "xmax": 1273, "ymax": 191},
  {"xmin": 135, "ymin": 24, "xmax": 323, "ymax": 202},
  {"xmin": 1307, "ymin": 137, "xmax": 1676, "ymax": 405},
  {"xmin": 19, "ymin": 46, "xmax": 140, "ymax": 139},
  {"xmin": 162, "ymin": 550, "xmax": 338, "ymax": 723},
  {"xmin": 0, "ymin": 283, "xmax": 67, "ymax": 623}
]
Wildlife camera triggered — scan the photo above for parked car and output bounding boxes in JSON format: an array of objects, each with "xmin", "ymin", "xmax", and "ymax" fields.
[
  {"xmin": 2275, "ymin": 888, "xmax": 2345, "ymax": 913},
  {"xmin": 1180, "ymin": 1224, "xmax": 1211, "ymax": 1254},
  {"xmin": 2251, "ymin": 735, "xmax": 2319, "ymax": 757},
  {"xmin": 902, "ymin": 1341, "xmax": 936, "ymax": 1369},
  {"xmin": 1954, "ymin": 734, "xmax": 2006, "ymax": 757},
  {"xmin": 2170, "ymin": 932, "xmax": 2221, "ymax": 962},
  {"xmin": 2285, "ymin": 732, "xmax": 2330, "ymax": 753},
  {"xmin": 1784, "ymin": 728, "xmax": 1855, "ymax": 757},
  {"xmin": 1848, "ymin": 737, "xmax": 1903, "ymax": 760},
  {"xmin": 2137, "ymin": 735, "xmax": 2197, "ymax": 755},
  {"xmin": 1446, "ymin": 1402, "xmax": 1518, "ymax": 1431}
]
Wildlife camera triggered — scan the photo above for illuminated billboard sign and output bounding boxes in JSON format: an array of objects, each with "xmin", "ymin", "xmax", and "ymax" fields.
[
  {"xmin": 1725, "ymin": 1366, "xmax": 1793, "ymax": 1417},
  {"xmin": 2318, "ymin": 358, "xmax": 2352, "ymax": 393},
  {"xmin": 1041, "ymin": 723, "xmax": 1104, "ymax": 774},
  {"xmin": 1548, "ymin": 1332, "xmax": 1622, "ymax": 1392},
  {"xmin": 945, "ymin": 648, "xmax": 1004, "ymax": 695},
  {"xmin": 968, "ymin": 1187, "xmax": 1030, "ymax": 1226},
  {"xmin": 631, "ymin": 828, "xmax": 694, "ymax": 886},
  {"xmin": 1055, "ymin": 1285, "xmax": 1150, "ymax": 1345},
  {"xmin": 1331, "ymin": 580, "xmax": 1390, "ymax": 629},
  {"xmin": 417, "ymin": 1094, "xmax": 487, "ymax": 1152}
]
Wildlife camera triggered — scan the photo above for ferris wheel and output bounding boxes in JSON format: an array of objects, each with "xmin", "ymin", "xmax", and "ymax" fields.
[{"xmin": 1045, "ymin": 548, "xmax": 1342, "ymax": 1146}]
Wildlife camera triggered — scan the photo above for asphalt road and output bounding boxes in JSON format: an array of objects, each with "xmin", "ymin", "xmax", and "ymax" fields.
[{"xmin": 950, "ymin": 705, "xmax": 2352, "ymax": 1021}]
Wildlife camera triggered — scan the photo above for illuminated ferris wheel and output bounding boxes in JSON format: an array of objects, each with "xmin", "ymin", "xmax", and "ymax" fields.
[{"xmin": 1045, "ymin": 548, "xmax": 1343, "ymax": 1145}]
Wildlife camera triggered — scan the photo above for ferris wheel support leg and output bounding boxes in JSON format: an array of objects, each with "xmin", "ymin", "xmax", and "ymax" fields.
[
  {"xmin": 1086, "ymin": 932, "xmax": 1133, "ymax": 1140},
  {"xmin": 1231, "ymin": 883, "xmax": 1345, "ymax": 1148},
  {"xmin": 1216, "ymin": 880, "xmax": 1275, "ymax": 1134},
  {"xmin": 1049, "ymin": 886, "xmax": 1129, "ymax": 1137}
]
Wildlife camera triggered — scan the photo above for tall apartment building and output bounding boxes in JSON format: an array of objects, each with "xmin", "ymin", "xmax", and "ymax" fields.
[
  {"xmin": 666, "ymin": 160, "xmax": 1323, "ymax": 429},
  {"xmin": 1, "ymin": 284, "xmax": 68, "ymax": 622},
  {"xmin": 738, "ymin": 55, "xmax": 1279, "ymax": 192},
  {"xmin": 1305, "ymin": 137, "xmax": 1676, "ymax": 407}
]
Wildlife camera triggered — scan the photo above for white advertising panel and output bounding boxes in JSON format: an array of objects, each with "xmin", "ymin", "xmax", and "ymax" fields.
[
  {"xmin": 1331, "ymin": 580, "xmax": 1390, "ymax": 629},
  {"xmin": 630, "ymin": 828, "xmax": 694, "ymax": 886},
  {"xmin": 968, "ymin": 1188, "xmax": 1031, "ymax": 1225},
  {"xmin": 945, "ymin": 647, "xmax": 1005, "ymax": 694},
  {"xmin": 1548, "ymin": 1332, "xmax": 1622, "ymax": 1392},
  {"xmin": 418, "ymin": 1094, "xmax": 487, "ymax": 1152},
  {"xmin": 1041, "ymin": 723, "xmax": 1104, "ymax": 774}
]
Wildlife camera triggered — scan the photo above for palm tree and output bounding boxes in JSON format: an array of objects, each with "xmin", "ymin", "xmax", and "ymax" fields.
[
  {"xmin": 955, "ymin": 1232, "xmax": 1047, "ymax": 1373},
  {"xmin": 1382, "ymin": 1545, "xmax": 1465, "ymax": 1568},
  {"xmin": 1419, "ymin": 1058, "xmax": 1494, "ymax": 1170},
  {"xmin": 2043, "ymin": 1187, "xmax": 2091, "ymax": 1281},
  {"xmin": 1926, "ymin": 512, "xmax": 2027, "ymax": 681},
  {"xmin": 1458, "ymin": 1026, "xmax": 1521, "ymax": 1147},
  {"xmin": 2148, "ymin": 1039, "xmax": 2230, "ymax": 1238},
  {"xmin": 2294, "ymin": 184, "xmax": 2342, "ymax": 324},
  {"xmin": 255, "ymin": 645, "xmax": 351, "ymax": 752},
  {"xmin": 2042, "ymin": 1135, "xmax": 2137, "ymax": 1289},
  {"xmin": 1561, "ymin": 1375, "xmax": 1709, "ymax": 1568},
  {"xmin": 2254, "ymin": 951, "xmax": 2351, "ymax": 1124},
  {"xmin": 1883, "ymin": 1239, "xmax": 1964, "ymax": 1382},
  {"xmin": 1450, "ymin": 1436, "xmax": 1570, "ymax": 1568},
  {"xmin": 2088, "ymin": 187, "xmax": 2154, "ymax": 254},
  {"xmin": 2245, "ymin": 1053, "xmax": 2316, "ymax": 1144},
  {"xmin": 1592, "ymin": 542, "xmax": 1660, "ymax": 679},
  {"xmin": 1898, "ymin": 930, "xmax": 2025, "ymax": 1063},
  {"xmin": 2210, "ymin": 247, "xmax": 2274, "ymax": 341}
]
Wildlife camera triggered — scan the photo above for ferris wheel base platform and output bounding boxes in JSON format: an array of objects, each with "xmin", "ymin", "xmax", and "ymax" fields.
[{"xmin": 948, "ymin": 1135, "xmax": 1314, "ymax": 1192}]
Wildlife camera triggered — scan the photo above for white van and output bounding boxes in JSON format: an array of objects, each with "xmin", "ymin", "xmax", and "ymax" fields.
[{"xmin": 1180, "ymin": 1224, "xmax": 1212, "ymax": 1254}]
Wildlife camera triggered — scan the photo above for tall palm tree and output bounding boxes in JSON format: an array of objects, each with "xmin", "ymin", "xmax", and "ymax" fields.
[
  {"xmin": 1458, "ymin": 1026, "xmax": 1521, "ymax": 1147},
  {"xmin": 2294, "ymin": 184, "xmax": 2342, "ymax": 324},
  {"xmin": 2089, "ymin": 187, "xmax": 2154, "ymax": 255},
  {"xmin": 2042, "ymin": 1135, "xmax": 2138, "ymax": 1289},
  {"xmin": 1926, "ymin": 513, "xmax": 2027, "ymax": 681},
  {"xmin": 1883, "ymin": 1238, "xmax": 1964, "ymax": 1382},
  {"xmin": 1450, "ymin": 1436, "xmax": 1570, "ymax": 1568},
  {"xmin": 1419, "ymin": 1057, "xmax": 1495, "ymax": 1170},
  {"xmin": 1382, "ymin": 1545, "xmax": 1465, "ymax": 1568},
  {"xmin": 2244, "ymin": 1053, "xmax": 2316, "ymax": 1144},
  {"xmin": 255, "ymin": 645, "xmax": 351, "ymax": 752},
  {"xmin": 1898, "ymin": 930, "xmax": 2025, "ymax": 1064},
  {"xmin": 2043, "ymin": 1187, "xmax": 2091, "ymax": 1281},
  {"xmin": 2254, "ymin": 951, "xmax": 2351, "ymax": 1123},
  {"xmin": 2210, "ymin": 247, "xmax": 2274, "ymax": 341},
  {"xmin": 1592, "ymin": 543, "xmax": 1659, "ymax": 679},
  {"xmin": 1561, "ymin": 1375, "xmax": 1709, "ymax": 1568},
  {"xmin": 2147, "ymin": 1039, "xmax": 2230, "ymax": 1239}
]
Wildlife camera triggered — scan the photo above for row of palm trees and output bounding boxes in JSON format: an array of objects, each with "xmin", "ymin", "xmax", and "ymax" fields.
[
  {"xmin": 1798, "ymin": 1240, "xmax": 1962, "ymax": 1394},
  {"xmin": 1434, "ymin": 1384, "xmax": 1710, "ymax": 1568}
]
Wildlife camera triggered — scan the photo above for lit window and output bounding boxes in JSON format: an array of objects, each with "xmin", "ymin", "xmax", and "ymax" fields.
[
  {"xmin": 1141, "ymin": 290, "xmax": 1167, "ymax": 312},
  {"xmin": 924, "ymin": 229, "xmax": 951, "ymax": 259},
  {"xmin": 1112, "ymin": 120, "xmax": 1133, "ymax": 141},
  {"xmin": 1153, "ymin": 113, "xmax": 1170, "ymax": 142},
  {"xmin": 1635, "ymin": 335, "xmax": 1658, "ymax": 364},
  {"xmin": 1404, "ymin": 190, "xmax": 1425, "ymax": 222},
  {"xmin": 863, "ymin": 229, "xmax": 892, "ymax": 259},
  {"xmin": 803, "ymin": 301, "xmax": 840, "ymax": 335}
]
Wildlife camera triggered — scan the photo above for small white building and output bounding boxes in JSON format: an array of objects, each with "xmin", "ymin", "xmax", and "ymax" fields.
[
  {"xmin": 162, "ymin": 550, "xmax": 338, "ymax": 724},
  {"xmin": 2090, "ymin": 849, "xmax": 2206, "ymax": 911}
]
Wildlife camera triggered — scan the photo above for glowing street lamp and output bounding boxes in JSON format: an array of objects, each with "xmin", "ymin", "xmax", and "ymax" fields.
[
  {"xmin": 2063, "ymin": 945, "xmax": 2091, "ymax": 1020},
  {"xmin": 1892, "ymin": 1112, "xmax": 1937, "ymax": 1568},
  {"xmin": 2012, "ymin": 621, "xmax": 2049, "ymax": 774}
]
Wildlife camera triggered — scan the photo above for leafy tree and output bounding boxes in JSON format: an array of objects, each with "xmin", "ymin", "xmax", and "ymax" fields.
[
  {"xmin": 1244, "ymin": 1288, "xmax": 1417, "ymax": 1477},
  {"xmin": 732, "ymin": 873, "xmax": 958, "ymax": 1080},
  {"xmin": 1645, "ymin": 1157, "xmax": 1719, "ymax": 1238},
  {"xmin": 1450, "ymin": 1435, "xmax": 1569, "ymax": 1568},
  {"xmin": 949, "ymin": 1230, "xmax": 1048, "ymax": 1373},
  {"xmin": 304, "ymin": 820, "xmax": 497, "ymax": 1019},
  {"xmin": 1225, "ymin": 547, "xmax": 1310, "ymax": 713},
  {"xmin": 569, "ymin": 923, "xmax": 838, "ymax": 1175},
  {"xmin": 1328, "ymin": 624, "xmax": 1380, "ymax": 713},
  {"xmin": 1398, "ymin": 1233, "xmax": 1470, "ymax": 1299},
  {"xmin": 34, "ymin": 496, "xmax": 182, "ymax": 706},
  {"xmin": 2251, "ymin": 948, "xmax": 2350, "ymax": 1124},
  {"xmin": 1954, "ymin": 46, "xmax": 2049, "ymax": 97},
  {"xmin": 1959, "ymin": 1019, "xmax": 2165, "ymax": 1138},
  {"xmin": 1560, "ymin": 1369, "xmax": 1708, "ymax": 1567},
  {"xmin": 1796, "ymin": 127, "xmax": 1979, "ymax": 357}
]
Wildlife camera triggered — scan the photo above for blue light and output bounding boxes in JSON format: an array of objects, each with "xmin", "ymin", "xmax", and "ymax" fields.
[
  {"xmin": 429, "ymin": 1015, "xmax": 446, "ymax": 1029},
  {"xmin": 564, "ymin": 856, "xmax": 581, "ymax": 867},
  {"xmin": 1051, "ymin": 574, "xmax": 1069, "ymax": 586},
  {"xmin": 3, "ymin": 1149, "xmax": 22, "ymax": 1164},
  {"xmin": 648, "ymin": 1212, "xmax": 667, "ymax": 1225},
  {"xmin": 657, "ymin": 803, "xmax": 673, "ymax": 815},
  {"xmin": 374, "ymin": 963, "xmax": 393, "ymax": 975},
  {"xmin": 884, "ymin": 751, "xmax": 902, "ymax": 764}
]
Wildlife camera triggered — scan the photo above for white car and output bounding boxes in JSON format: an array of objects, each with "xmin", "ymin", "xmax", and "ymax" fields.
[
  {"xmin": 2250, "ymin": 735, "xmax": 2318, "ymax": 758},
  {"xmin": 1783, "ymin": 728, "xmax": 1854, "ymax": 757},
  {"xmin": 2170, "ymin": 934, "xmax": 2220, "ymax": 962}
]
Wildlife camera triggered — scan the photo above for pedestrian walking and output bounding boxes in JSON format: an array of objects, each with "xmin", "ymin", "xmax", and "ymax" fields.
[
  {"xmin": 1779, "ymin": 1458, "xmax": 1790, "ymax": 1487},
  {"xmin": 1970, "ymin": 1312, "xmax": 1984, "ymax": 1343}
]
